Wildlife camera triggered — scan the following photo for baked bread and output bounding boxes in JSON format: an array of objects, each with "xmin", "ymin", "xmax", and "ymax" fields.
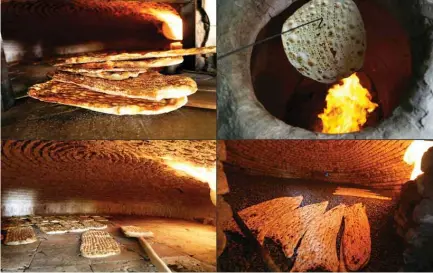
[
  {"xmin": 238, "ymin": 196, "xmax": 303, "ymax": 238},
  {"xmin": 120, "ymin": 226, "xmax": 154, "ymax": 238},
  {"xmin": 341, "ymin": 203, "xmax": 371, "ymax": 271},
  {"xmin": 4, "ymin": 227, "xmax": 38, "ymax": 245},
  {"xmin": 76, "ymin": 71, "xmax": 145, "ymax": 80},
  {"xmin": 282, "ymin": 0, "xmax": 366, "ymax": 83},
  {"xmin": 261, "ymin": 201, "xmax": 329, "ymax": 258},
  {"xmin": 29, "ymin": 81, "xmax": 188, "ymax": 115},
  {"xmin": 80, "ymin": 230, "xmax": 121, "ymax": 258},
  {"xmin": 291, "ymin": 204, "xmax": 346, "ymax": 272},
  {"xmin": 52, "ymin": 71, "xmax": 197, "ymax": 101},
  {"xmin": 57, "ymin": 46, "xmax": 216, "ymax": 64}
]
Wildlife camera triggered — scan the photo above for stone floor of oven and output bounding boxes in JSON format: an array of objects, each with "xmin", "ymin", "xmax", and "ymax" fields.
[{"xmin": 1, "ymin": 216, "xmax": 216, "ymax": 272}]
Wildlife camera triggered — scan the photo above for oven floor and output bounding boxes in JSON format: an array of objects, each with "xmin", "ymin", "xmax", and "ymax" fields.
[
  {"xmin": 219, "ymin": 169, "xmax": 405, "ymax": 272},
  {"xmin": 1, "ymin": 216, "xmax": 216, "ymax": 272}
]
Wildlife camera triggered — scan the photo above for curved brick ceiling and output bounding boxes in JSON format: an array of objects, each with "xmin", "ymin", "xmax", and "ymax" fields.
[
  {"xmin": 225, "ymin": 140, "xmax": 414, "ymax": 189},
  {"xmin": 1, "ymin": 140, "xmax": 216, "ymax": 219}
]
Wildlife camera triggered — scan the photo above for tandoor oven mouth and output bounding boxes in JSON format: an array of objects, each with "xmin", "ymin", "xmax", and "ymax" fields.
[{"xmin": 251, "ymin": 0, "xmax": 412, "ymax": 135}]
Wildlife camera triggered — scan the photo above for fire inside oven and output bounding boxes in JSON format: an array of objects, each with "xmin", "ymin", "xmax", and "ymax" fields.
[
  {"xmin": 1, "ymin": 0, "xmax": 217, "ymax": 139},
  {"xmin": 1, "ymin": 140, "xmax": 217, "ymax": 272},
  {"xmin": 250, "ymin": 0, "xmax": 412, "ymax": 134},
  {"xmin": 217, "ymin": 140, "xmax": 433, "ymax": 272}
]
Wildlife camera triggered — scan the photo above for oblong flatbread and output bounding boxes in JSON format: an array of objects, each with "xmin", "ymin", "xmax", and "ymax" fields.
[
  {"xmin": 28, "ymin": 81, "xmax": 188, "ymax": 115},
  {"xmin": 260, "ymin": 201, "xmax": 328, "ymax": 258},
  {"xmin": 5, "ymin": 227, "xmax": 38, "ymax": 245},
  {"xmin": 58, "ymin": 46, "xmax": 216, "ymax": 64},
  {"xmin": 56, "ymin": 56, "xmax": 184, "ymax": 70},
  {"xmin": 291, "ymin": 204, "xmax": 346, "ymax": 272},
  {"xmin": 238, "ymin": 196, "xmax": 303, "ymax": 238},
  {"xmin": 121, "ymin": 226, "xmax": 154, "ymax": 238},
  {"xmin": 282, "ymin": 0, "xmax": 366, "ymax": 83},
  {"xmin": 80, "ymin": 230, "xmax": 120, "ymax": 258},
  {"xmin": 52, "ymin": 71, "xmax": 197, "ymax": 101},
  {"xmin": 342, "ymin": 203, "xmax": 371, "ymax": 271}
]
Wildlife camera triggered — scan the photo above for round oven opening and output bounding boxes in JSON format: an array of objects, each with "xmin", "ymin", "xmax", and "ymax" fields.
[{"xmin": 250, "ymin": 0, "xmax": 412, "ymax": 134}]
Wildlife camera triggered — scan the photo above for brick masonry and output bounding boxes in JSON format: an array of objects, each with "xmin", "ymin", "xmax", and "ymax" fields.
[{"xmin": 225, "ymin": 140, "xmax": 414, "ymax": 189}]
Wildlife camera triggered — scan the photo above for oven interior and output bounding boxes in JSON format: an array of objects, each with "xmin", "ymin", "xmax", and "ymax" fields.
[
  {"xmin": 218, "ymin": 140, "xmax": 433, "ymax": 272},
  {"xmin": 1, "ymin": 140, "xmax": 217, "ymax": 272}
]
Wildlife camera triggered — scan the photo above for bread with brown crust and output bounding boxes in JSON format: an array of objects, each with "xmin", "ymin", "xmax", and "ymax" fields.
[
  {"xmin": 52, "ymin": 71, "xmax": 197, "ymax": 101},
  {"xmin": 29, "ymin": 81, "xmax": 188, "ymax": 115}
]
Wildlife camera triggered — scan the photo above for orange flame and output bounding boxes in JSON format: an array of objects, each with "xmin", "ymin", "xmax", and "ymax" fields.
[
  {"xmin": 146, "ymin": 8, "xmax": 183, "ymax": 40},
  {"xmin": 318, "ymin": 73, "xmax": 378, "ymax": 134},
  {"xmin": 404, "ymin": 140, "xmax": 433, "ymax": 180}
]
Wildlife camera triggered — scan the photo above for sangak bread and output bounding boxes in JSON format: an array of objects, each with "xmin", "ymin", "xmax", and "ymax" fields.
[
  {"xmin": 82, "ymin": 220, "xmax": 107, "ymax": 230},
  {"xmin": 80, "ymin": 230, "xmax": 121, "ymax": 258},
  {"xmin": 76, "ymin": 71, "xmax": 145, "ymax": 80},
  {"xmin": 1, "ymin": 219, "xmax": 31, "ymax": 230},
  {"xmin": 52, "ymin": 71, "xmax": 197, "ymax": 101},
  {"xmin": 261, "ymin": 201, "xmax": 329, "ymax": 258},
  {"xmin": 58, "ymin": 46, "xmax": 216, "ymax": 64},
  {"xmin": 238, "ymin": 196, "xmax": 303, "ymax": 238},
  {"xmin": 28, "ymin": 81, "xmax": 188, "ymax": 115},
  {"xmin": 342, "ymin": 203, "xmax": 371, "ymax": 271},
  {"xmin": 57, "ymin": 56, "xmax": 184, "ymax": 71},
  {"xmin": 61, "ymin": 222, "xmax": 88, "ymax": 233},
  {"xmin": 282, "ymin": 0, "xmax": 366, "ymax": 83},
  {"xmin": 4, "ymin": 227, "xmax": 38, "ymax": 245},
  {"xmin": 291, "ymin": 204, "xmax": 346, "ymax": 272},
  {"xmin": 120, "ymin": 226, "xmax": 154, "ymax": 238},
  {"xmin": 38, "ymin": 223, "xmax": 69, "ymax": 234}
]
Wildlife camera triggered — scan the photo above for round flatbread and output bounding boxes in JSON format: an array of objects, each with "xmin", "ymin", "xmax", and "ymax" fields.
[{"xmin": 282, "ymin": 0, "xmax": 366, "ymax": 83}]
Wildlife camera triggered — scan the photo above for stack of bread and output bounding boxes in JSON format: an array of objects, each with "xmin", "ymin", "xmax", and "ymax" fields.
[{"xmin": 28, "ymin": 46, "xmax": 216, "ymax": 115}]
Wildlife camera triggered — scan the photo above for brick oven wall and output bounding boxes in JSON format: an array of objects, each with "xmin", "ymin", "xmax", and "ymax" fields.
[
  {"xmin": 1, "ymin": 140, "xmax": 216, "ymax": 219},
  {"xmin": 225, "ymin": 140, "xmax": 414, "ymax": 189}
]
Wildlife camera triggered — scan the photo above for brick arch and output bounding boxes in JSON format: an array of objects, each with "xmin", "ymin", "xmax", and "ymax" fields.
[{"xmin": 225, "ymin": 140, "xmax": 413, "ymax": 189}]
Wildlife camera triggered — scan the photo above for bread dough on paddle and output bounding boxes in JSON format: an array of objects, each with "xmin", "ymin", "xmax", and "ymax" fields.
[
  {"xmin": 4, "ymin": 227, "xmax": 38, "ymax": 245},
  {"xmin": 121, "ymin": 226, "xmax": 154, "ymax": 238},
  {"xmin": 58, "ymin": 46, "xmax": 216, "ymax": 64},
  {"xmin": 52, "ymin": 71, "xmax": 197, "ymax": 101},
  {"xmin": 282, "ymin": 0, "xmax": 366, "ymax": 83},
  {"xmin": 29, "ymin": 81, "xmax": 188, "ymax": 116},
  {"xmin": 80, "ymin": 230, "xmax": 121, "ymax": 258}
]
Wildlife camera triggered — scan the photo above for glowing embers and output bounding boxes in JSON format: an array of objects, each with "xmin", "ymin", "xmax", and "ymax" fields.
[
  {"xmin": 404, "ymin": 140, "xmax": 433, "ymax": 180},
  {"xmin": 146, "ymin": 8, "xmax": 183, "ymax": 41},
  {"xmin": 318, "ymin": 73, "xmax": 378, "ymax": 134},
  {"xmin": 332, "ymin": 187, "xmax": 391, "ymax": 201}
]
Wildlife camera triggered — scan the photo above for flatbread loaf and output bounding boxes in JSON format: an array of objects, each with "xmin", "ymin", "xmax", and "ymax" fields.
[
  {"xmin": 29, "ymin": 81, "xmax": 188, "ymax": 115},
  {"xmin": 291, "ymin": 204, "xmax": 346, "ymax": 272},
  {"xmin": 238, "ymin": 196, "xmax": 303, "ymax": 238},
  {"xmin": 261, "ymin": 201, "xmax": 329, "ymax": 258},
  {"xmin": 4, "ymin": 227, "xmax": 38, "ymax": 245},
  {"xmin": 52, "ymin": 71, "xmax": 197, "ymax": 101},
  {"xmin": 76, "ymin": 71, "xmax": 144, "ymax": 80},
  {"xmin": 342, "ymin": 203, "xmax": 371, "ymax": 271},
  {"xmin": 58, "ymin": 46, "xmax": 216, "ymax": 64},
  {"xmin": 38, "ymin": 223, "xmax": 69, "ymax": 234},
  {"xmin": 80, "ymin": 230, "xmax": 121, "ymax": 258},
  {"xmin": 121, "ymin": 226, "xmax": 154, "ymax": 238},
  {"xmin": 282, "ymin": 0, "xmax": 366, "ymax": 83},
  {"xmin": 57, "ymin": 57, "xmax": 184, "ymax": 71},
  {"xmin": 82, "ymin": 220, "xmax": 107, "ymax": 230}
]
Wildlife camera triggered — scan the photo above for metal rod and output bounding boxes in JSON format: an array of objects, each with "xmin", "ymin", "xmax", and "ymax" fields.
[{"xmin": 217, "ymin": 17, "xmax": 323, "ymax": 60}]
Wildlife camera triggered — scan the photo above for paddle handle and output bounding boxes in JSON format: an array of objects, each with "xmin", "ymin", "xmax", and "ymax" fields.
[{"xmin": 138, "ymin": 237, "xmax": 172, "ymax": 272}]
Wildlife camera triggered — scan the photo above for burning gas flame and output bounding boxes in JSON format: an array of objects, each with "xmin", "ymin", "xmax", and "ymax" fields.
[
  {"xmin": 146, "ymin": 9, "xmax": 183, "ymax": 40},
  {"xmin": 318, "ymin": 73, "xmax": 378, "ymax": 134},
  {"xmin": 164, "ymin": 158, "xmax": 216, "ymax": 206},
  {"xmin": 404, "ymin": 140, "xmax": 433, "ymax": 180}
]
